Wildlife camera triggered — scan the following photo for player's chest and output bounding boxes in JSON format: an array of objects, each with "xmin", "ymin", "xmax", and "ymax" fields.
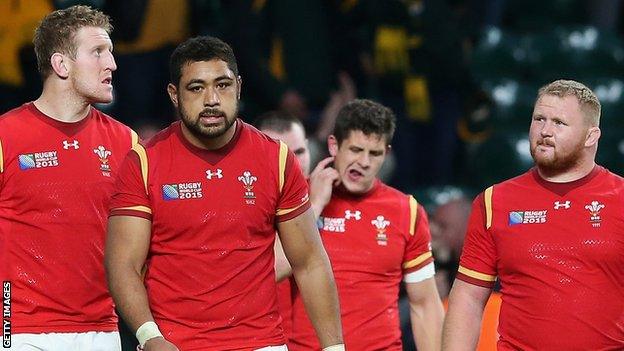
[
  {"xmin": 318, "ymin": 202, "xmax": 407, "ymax": 268},
  {"xmin": 149, "ymin": 162, "xmax": 278, "ymax": 225},
  {"xmin": 494, "ymin": 195, "xmax": 624, "ymax": 270},
  {"xmin": 7, "ymin": 135, "xmax": 122, "ymax": 188}
]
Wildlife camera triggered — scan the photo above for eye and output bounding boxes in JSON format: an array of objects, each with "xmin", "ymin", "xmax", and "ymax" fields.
[
  {"xmin": 217, "ymin": 82, "xmax": 231, "ymax": 89},
  {"xmin": 189, "ymin": 86, "xmax": 203, "ymax": 92}
]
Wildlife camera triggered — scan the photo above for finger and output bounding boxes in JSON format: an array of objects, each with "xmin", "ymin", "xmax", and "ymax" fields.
[{"xmin": 311, "ymin": 156, "xmax": 334, "ymax": 175}]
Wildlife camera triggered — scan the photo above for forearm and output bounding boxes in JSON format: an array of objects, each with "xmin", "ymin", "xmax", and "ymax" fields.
[
  {"xmin": 442, "ymin": 280, "xmax": 490, "ymax": 350},
  {"xmin": 410, "ymin": 298, "xmax": 444, "ymax": 351},
  {"xmin": 292, "ymin": 256, "xmax": 343, "ymax": 347},
  {"xmin": 107, "ymin": 263, "xmax": 155, "ymax": 332}
]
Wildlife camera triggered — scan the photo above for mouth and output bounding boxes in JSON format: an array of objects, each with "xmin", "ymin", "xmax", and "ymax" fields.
[
  {"xmin": 199, "ymin": 112, "xmax": 225, "ymax": 124},
  {"xmin": 347, "ymin": 169, "xmax": 364, "ymax": 181},
  {"xmin": 102, "ymin": 77, "xmax": 112, "ymax": 86}
]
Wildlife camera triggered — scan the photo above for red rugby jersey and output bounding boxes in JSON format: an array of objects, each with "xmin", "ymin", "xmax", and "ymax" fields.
[
  {"xmin": 289, "ymin": 180, "xmax": 433, "ymax": 350},
  {"xmin": 458, "ymin": 167, "xmax": 624, "ymax": 350},
  {"xmin": 0, "ymin": 103, "xmax": 136, "ymax": 333},
  {"xmin": 109, "ymin": 120, "xmax": 310, "ymax": 350}
]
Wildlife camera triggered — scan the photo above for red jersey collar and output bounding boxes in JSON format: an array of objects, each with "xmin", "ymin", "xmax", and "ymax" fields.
[
  {"xmin": 27, "ymin": 102, "xmax": 93, "ymax": 136},
  {"xmin": 532, "ymin": 165, "xmax": 603, "ymax": 196}
]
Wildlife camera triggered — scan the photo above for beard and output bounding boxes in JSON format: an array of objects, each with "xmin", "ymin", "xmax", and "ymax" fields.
[
  {"xmin": 179, "ymin": 105, "xmax": 238, "ymax": 140},
  {"xmin": 530, "ymin": 138, "xmax": 585, "ymax": 172}
]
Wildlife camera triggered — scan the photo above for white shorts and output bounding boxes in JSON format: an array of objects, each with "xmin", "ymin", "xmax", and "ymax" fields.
[
  {"xmin": 7, "ymin": 331, "xmax": 121, "ymax": 351},
  {"xmin": 255, "ymin": 346, "xmax": 288, "ymax": 351}
]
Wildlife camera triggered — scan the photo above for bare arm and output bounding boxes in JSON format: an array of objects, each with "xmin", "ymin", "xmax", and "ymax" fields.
[
  {"xmin": 442, "ymin": 279, "xmax": 492, "ymax": 350},
  {"xmin": 106, "ymin": 216, "xmax": 177, "ymax": 351},
  {"xmin": 277, "ymin": 207, "xmax": 343, "ymax": 347},
  {"xmin": 405, "ymin": 277, "xmax": 445, "ymax": 351},
  {"xmin": 273, "ymin": 235, "xmax": 292, "ymax": 282}
]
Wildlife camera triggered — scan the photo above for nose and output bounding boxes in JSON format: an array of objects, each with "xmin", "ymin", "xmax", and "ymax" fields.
[
  {"xmin": 540, "ymin": 120, "xmax": 554, "ymax": 137},
  {"xmin": 204, "ymin": 87, "xmax": 220, "ymax": 107},
  {"xmin": 105, "ymin": 51, "xmax": 117, "ymax": 72},
  {"xmin": 357, "ymin": 152, "xmax": 371, "ymax": 168}
]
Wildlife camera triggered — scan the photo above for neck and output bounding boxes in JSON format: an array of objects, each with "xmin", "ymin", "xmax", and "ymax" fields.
[
  {"xmin": 34, "ymin": 79, "xmax": 92, "ymax": 122},
  {"xmin": 536, "ymin": 159, "xmax": 596, "ymax": 183},
  {"xmin": 181, "ymin": 120, "xmax": 238, "ymax": 150}
]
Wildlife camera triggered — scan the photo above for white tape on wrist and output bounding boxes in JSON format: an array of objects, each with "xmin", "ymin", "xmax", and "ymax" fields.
[
  {"xmin": 136, "ymin": 321, "xmax": 163, "ymax": 347},
  {"xmin": 322, "ymin": 344, "xmax": 345, "ymax": 351}
]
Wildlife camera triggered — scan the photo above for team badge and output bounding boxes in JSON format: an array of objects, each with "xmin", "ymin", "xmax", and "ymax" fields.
[
  {"xmin": 62, "ymin": 140, "xmax": 80, "ymax": 149},
  {"xmin": 508, "ymin": 210, "xmax": 547, "ymax": 225},
  {"xmin": 19, "ymin": 151, "xmax": 59, "ymax": 170},
  {"xmin": 372, "ymin": 215, "xmax": 390, "ymax": 246},
  {"xmin": 93, "ymin": 145, "xmax": 112, "ymax": 177},
  {"xmin": 162, "ymin": 182, "xmax": 203, "ymax": 200},
  {"xmin": 584, "ymin": 200, "xmax": 605, "ymax": 228},
  {"xmin": 238, "ymin": 171, "xmax": 257, "ymax": 204}
]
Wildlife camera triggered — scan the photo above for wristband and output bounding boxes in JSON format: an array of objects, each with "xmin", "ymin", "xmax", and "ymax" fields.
[
  {"xmin": 136, "ymin": 321, "xmax": 163, "ymax": 347},
  {"xmin": 323, "ymin": 344, "xmax": 345, "ymax": 351}
]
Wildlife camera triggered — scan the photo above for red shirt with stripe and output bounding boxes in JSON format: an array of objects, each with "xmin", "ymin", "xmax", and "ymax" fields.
[
  {"xmin": 458, "ymin": 167, "xmax": 624, "ymax": 350},
  {"xmin": 109, "ymin": 120, "xmax": 310, "ymax": 350},
  {"xmin": 0, "ymin": 103, "xmax": 135, "ymax": 333},
  {"xmin": 289, "ymin": 180, "xmax": 433, "ymax": 350}
]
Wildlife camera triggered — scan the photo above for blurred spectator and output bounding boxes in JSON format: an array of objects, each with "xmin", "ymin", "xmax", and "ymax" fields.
[
  {"xmin": 222, "ymin": 0, "xmax": 337, "ymax": 127},
  {"xmin": 111, "ymin": 0, "xmax": 191, "ymax": 128},
  {"xmin": 430, "ymin": 196, "xmax": 472, "ymax": 298},
  {"xmin": 345, "ymin": 0, "xmax": 480, "ymax": 189},
  {"xmin": 0, "ymin": 0, "xmax": 52, "ymax": 114}
]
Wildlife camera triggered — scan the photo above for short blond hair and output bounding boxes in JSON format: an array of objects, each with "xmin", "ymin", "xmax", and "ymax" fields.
[
  {"xmin": 537, "ymin": 79, "xmax": 601, "ymax": 126},
  {"xmin": 34, "ymin": 5, "xmax": 112, "ymax": 78}
]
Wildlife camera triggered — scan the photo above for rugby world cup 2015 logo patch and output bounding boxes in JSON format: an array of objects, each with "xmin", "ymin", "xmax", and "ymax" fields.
[
  {"xmin": 19, "ymin": 151, "xmax": 59, "ymax": 170},
  {"xmin": 162, "ymin": 182, "xmax": 203, "ymax": 201},
  {"xmin": 508, "ymin": 210, "xmax": 547, "ymax": 225}
]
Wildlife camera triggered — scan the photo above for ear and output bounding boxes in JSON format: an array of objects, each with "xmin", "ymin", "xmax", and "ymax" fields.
[
  {"xmin": 585, "ymin": 126, "xmax": 601, "ymax": 147},
  {"xmin": 236, "ymin": 76, "xmax": 242, "ymax": 99},
  {"xmin": 167, "ymin": 83, "xmax": 179, "ymax": 108},
  {"xmin": 50, "ymin": 53, "xmax": 69, "ymax": 78},
  {"xmin": 328, "ymin": 135, "xmax": 339, "ymax": 156}
]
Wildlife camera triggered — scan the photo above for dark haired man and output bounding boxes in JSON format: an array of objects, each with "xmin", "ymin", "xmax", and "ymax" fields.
[
  {"xmin": 289, "ymin": 99, "xmax": 444, "ymax": 350},
  {"xmin": 106, "ymin": 36, "xmax": 343, "ymax": 351}
]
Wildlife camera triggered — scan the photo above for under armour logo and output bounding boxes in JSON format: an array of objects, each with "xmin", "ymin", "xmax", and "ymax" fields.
[
  {"xmin": 554, "ymin": 201, "xmax": 571, "ymax": 209},
  {"xmin": 345, "ymin": 210, "xmax": 361, "ymax": 220},
  {"xmin": 206, "ymin": 169, "xmax": 223, "ymax": 179},
  {"xmin": 62, "ymin": 140, "xmax": 79, "ymax": 149}
]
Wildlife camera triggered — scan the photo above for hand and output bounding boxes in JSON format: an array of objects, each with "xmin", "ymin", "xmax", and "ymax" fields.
[
  {"xmin": 316, "ymin": 72, "xmax": 356, "ymax": 140},
  {"xmin": 279, "ymin": 90, "xmax": 308, "ymax": 120},
  {"xmin": 309, "ymin": 156, "xmax": 340, "ymax": 217},
  {"xmin": 142, "ymin": 337, "xmax": 179, "ymax": 351}
]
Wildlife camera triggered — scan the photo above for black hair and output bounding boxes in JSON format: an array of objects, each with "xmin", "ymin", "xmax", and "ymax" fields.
[
  {"xmin": 333, "ymin": 99, "xmax": 396, "ymax": 145},
  {"xmin": 169, "ymin": 36, "xmax": 239, "ymax": 86}
]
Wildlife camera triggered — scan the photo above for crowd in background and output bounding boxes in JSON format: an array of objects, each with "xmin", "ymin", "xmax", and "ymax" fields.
[{"xmin": 2, "ymin": 1, "xmax": 624, "ymax": 349}]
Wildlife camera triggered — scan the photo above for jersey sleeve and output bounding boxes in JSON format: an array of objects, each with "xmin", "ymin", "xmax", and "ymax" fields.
[
  {"xmin": 456, "ymin": 189, "xmax": 497, "ymax": 288},
  {"xmin": 275, "ymin": 142, "xmax": 310, "ymax": 222},
  {"xmin": 109, "ymin": 145, "xmax": 152, "ymax": 220},
  {"xmin": 0, "ymin": 137, "xmax": 4, "ymax": 188},
  {"xmin": 402, "ymin": 197, "xmax": 435, "ymax": 282}
]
